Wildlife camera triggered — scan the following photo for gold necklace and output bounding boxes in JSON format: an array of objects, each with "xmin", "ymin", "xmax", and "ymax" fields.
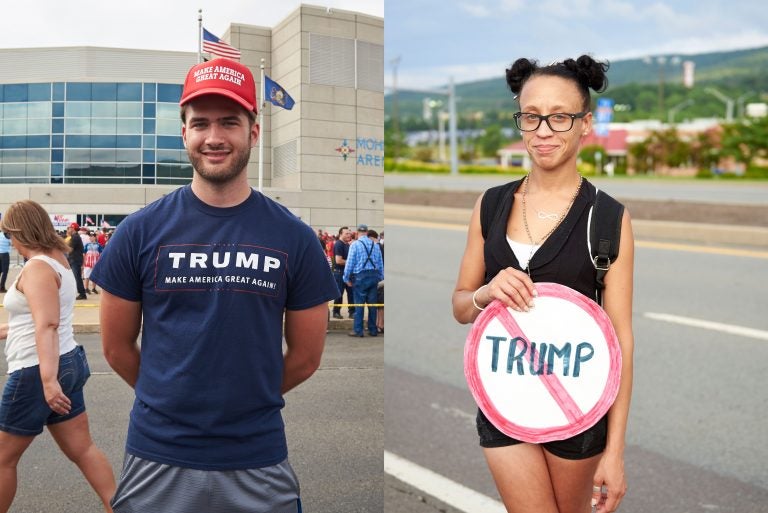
[{"xmin": 521, "ymin": 174, "xmax": 583, "ymax": 275}]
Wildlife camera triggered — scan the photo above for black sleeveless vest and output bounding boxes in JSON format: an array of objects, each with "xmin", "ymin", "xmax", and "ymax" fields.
[{"xmin": 482, "ymin": 178, "xmax": 602, "ymax": 302}]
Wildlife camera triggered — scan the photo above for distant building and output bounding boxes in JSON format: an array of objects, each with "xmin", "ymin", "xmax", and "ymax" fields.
[
  {"xmin": 0, "ymin": 5, "xmax": 384, "ymax": 232},
  {"xmin": 498, "ymin": 119, "xmax": 723, "ymax": 175},
  {"xmin": 499, "ymin": 129, "xmax": 629, "ymax": 170}
]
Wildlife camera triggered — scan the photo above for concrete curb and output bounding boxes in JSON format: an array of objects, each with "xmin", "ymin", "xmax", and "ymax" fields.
[{"xmin": 385, "ymin": 203, "xmax": 768, "ymax": 248}]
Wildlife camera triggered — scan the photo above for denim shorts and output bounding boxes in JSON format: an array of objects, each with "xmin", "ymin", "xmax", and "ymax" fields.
[
  {"xmin": 476, "ymin": 408, "xmax": 607, "ymax": 460},
  {"xmin": 0, "ymin": 345, "xmax": 90, "ymax": 436}
]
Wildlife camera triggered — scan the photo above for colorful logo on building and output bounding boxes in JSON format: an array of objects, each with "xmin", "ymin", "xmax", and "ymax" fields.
[{"xmin": 335, "ymin": 139, "xmax": 355, "ymax": 161}]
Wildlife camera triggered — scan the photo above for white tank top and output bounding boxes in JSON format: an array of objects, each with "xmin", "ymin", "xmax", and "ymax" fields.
[
  {"xmin": 3, "ymin": 254, "xmax": 78, "ymax": 373},
  {"xmin": 506, "ymin": 236, "xmax": 540, "ymax": 271}
]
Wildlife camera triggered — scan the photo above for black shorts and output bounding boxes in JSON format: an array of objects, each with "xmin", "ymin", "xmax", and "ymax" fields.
[{"xmin": 476, "ymin": 409, "xmax": 607, "ymax": 460}]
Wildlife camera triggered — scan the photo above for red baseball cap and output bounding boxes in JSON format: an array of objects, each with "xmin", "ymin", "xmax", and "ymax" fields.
[
  {"xmin": 180, "ymin": 58, "xmax": 258, "ymax": 114},
  {"xmin": 69, "ymin": 222, "xmax": 79, "ymax": 231}
]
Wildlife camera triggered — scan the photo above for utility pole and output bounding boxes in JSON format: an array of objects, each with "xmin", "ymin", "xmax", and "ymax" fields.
[
  {"xmin": 644, "ymin": 55, "xmax": 680, "ymax": 122},
  {"xmin": 389, "ymin": 56, "xmax": 402, "ymax": 160},
  {"xmin": 657, "ymin": 56, "xmax": 666, "ymax": 122},
  {"xmin": 448, "ymin": 77, "xmax": 458, "ymax": 176}
]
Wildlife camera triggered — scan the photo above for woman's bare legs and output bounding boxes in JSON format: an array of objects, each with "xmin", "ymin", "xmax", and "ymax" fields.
[
  {"xmin": 47, "ymin": 413, "xmax": 115, "ymax": 512},
  {"xmin": 0, "ymin": 431, "xmax": 35, "ymax": 513},
  {"xmin": 545, "ymin": 449, "xmax": 602, "ymax": 513},
  {"xmin": 484, "ymin": 443, "xmax": 601, "ymax": 513}
]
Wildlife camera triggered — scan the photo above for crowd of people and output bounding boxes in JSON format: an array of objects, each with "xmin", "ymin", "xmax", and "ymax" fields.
[
  {"xmin": 1, "ymin": 224, "xmax": 115, "ymax": 300},
  {"xmin": 58, "ymin": 224, "xmax": 114, "ymax": 300},
  {"xmin": 319, "ymin": 224, "xmax": 384, "ymax": 337}
]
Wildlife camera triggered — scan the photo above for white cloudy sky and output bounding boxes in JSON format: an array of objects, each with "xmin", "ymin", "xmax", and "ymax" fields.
[
  {"xmin": 0, "ymin": 0, "xmax": 382, "ymax": 51},
  {"xmin": 385, "ymin": 0, "xmax": 768, "ymax": 90}
]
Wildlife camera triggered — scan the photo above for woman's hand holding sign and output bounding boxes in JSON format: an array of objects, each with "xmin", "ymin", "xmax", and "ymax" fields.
[{"xmin": 476, "ymin": 267, "xmax": 538, "ymax": 313}]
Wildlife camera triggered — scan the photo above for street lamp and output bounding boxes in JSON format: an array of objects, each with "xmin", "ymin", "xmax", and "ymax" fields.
[
  {"xmin": 668, "ymin": 98, "xmax": 694, "ymax": 124},
  {"xmin": 422, "ymin": 98, "xmax": 446, "ymax": 160},
  {"xmin": 704, "ymin": 87, "xmax": 734, "ymax": 123}
]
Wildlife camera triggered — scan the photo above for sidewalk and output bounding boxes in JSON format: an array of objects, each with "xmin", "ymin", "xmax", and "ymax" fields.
[{"xmin": 1, "ymin": 264, "xmax": 361, "ymax": 334}]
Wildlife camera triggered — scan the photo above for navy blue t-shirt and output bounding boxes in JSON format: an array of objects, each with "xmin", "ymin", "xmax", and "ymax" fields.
[
  {"xmin": 332, "ymin": 239, "xmax": 349, "ymax": 272},
  {"xmin": 91, "ymin": 185, "xmax": 339, "ymax": 470}
]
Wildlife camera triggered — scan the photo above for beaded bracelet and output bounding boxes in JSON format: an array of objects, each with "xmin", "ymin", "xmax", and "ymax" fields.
[{"xmin": 472, "ymin": 284, "xmax": 488, "ymax": 311}]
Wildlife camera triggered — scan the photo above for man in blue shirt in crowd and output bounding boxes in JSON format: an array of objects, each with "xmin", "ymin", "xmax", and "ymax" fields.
[
  {"xmin": 343, "ymin": 224, "xmax": 384, "ymax": 337},
  {"xmin": 91, "ymin": 58, "xmax": 339, "ymax": 513}
]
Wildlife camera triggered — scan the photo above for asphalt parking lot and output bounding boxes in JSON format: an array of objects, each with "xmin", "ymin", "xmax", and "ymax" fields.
[{"xmin": 0, "ymin": 332, "xmax": 383, "ymax": 513}]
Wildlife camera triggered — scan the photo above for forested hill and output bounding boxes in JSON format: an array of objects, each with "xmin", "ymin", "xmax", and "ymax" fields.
[{"xmin": 387, "ymin": 46, "xmax": 768, "ymax": 125}]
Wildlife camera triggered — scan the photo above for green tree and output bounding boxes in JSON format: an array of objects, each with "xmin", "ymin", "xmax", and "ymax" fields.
[
  {"xmin": 477, "ymin": 125, "xmax": 506, "ymax": 157},
  {"xmin": 688, "ymin": 128, "xmax": 722, "ymax": 170},
  {"xmin": 629, "ymin": 141, "xmax": 653, "ymax": 174},
  {"xmin": 641, "ymin": 128, "xmax": 691, "ymax": 168},
  {"xmin": 384, "ymin": 128, "xmax": 409, "ymax": 160},
  {"xmin": 720, "ymin": 116, "xmax": 768, "ymax": 166}
]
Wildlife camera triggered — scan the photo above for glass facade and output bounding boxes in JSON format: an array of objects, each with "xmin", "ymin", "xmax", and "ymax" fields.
[{"xmin": 0, "ymin": 82, "xmax": 192, "ymax": 185}]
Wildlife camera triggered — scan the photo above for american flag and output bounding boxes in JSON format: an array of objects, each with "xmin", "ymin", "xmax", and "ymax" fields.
[{"xmin": 202, "ymin": 28, "xmax": 241, "ymax": 60}]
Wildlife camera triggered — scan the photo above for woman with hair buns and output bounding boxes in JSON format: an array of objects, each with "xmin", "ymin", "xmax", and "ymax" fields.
[
  {"xmin": 0, "ymin": 200, "xmax": 115, "ymax": 513},
  {"xmin": 453, "ymin": 55, "xmax": 634, "ymax": 513}
]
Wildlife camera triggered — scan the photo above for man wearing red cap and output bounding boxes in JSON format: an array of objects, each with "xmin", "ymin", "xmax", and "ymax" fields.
[{"xmin": 92, "ymin": 58, "xmax": 338, "ymax": 513}]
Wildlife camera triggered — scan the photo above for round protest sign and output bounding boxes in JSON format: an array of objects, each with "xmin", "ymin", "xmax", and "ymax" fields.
[{"xmin": 464, "ymin": 282, "xmax": 621, "ymax": 443}]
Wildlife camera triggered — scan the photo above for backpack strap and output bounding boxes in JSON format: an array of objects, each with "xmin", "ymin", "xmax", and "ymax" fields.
[{"xmin": 588, "ymin": 190, "xmax": 624, "ymax": 306}]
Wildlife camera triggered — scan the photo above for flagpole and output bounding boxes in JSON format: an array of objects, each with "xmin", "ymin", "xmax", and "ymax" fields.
[
  {"xmin": 258, "ymin": 58, "xmax": 265, "ymax": 193},
  {"xmin": 197, "ymin": 9, "xmax": 202, "ymax": 64}
]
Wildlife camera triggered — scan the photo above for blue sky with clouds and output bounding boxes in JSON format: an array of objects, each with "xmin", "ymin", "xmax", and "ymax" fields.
[{"xmin": 385, "ymin": 0, "xmax": 768, "ymax": 90}]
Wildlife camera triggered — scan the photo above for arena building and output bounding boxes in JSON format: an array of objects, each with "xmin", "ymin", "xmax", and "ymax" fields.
[{"xmin": 0, "ymin": 5, "xmax": 384, "ymax": 232}]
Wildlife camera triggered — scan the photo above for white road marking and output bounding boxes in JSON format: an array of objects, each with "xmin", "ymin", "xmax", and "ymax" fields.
[
  {"xmin": 384, "ymin": 451, "xmax": 506, "ymax": 513},
  {"xmin": 644, "ymin": 313, "xmax": 768, "ymax": 341}
]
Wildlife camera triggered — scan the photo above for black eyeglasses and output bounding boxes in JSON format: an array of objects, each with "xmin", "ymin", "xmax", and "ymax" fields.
[
  {"xmin": 513, "ymin": 111, "xmax": 589, "ymax": 132},
  {"xmin": 2, "ymin": 232, "xmax": 11, "ymax": 240}
]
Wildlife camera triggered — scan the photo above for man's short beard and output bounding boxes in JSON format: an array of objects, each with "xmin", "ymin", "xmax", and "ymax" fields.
[{"xmin": 189, "ymin": 146, "xmax": 252, "ymax": 184}]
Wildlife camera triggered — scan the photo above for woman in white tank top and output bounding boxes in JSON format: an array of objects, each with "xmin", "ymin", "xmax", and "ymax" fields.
[{"xmin": 0, "ymin": 200, "xmax": 115, "ymax": 513}]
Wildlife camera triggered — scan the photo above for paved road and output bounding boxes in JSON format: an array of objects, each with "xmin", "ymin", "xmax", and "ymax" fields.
[
  {"xmin": 1, "ymin": 333, "xmax": 383, "ymax": 513},
  {"xmin": 384, "ymin": 173, "xmax": 768, "ymax": 206},
  {"xmin": 385, "ymin": 221, "xmax": 768, "ymax": 513}
]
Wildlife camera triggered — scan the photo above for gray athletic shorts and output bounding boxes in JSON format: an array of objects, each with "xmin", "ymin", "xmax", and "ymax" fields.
[{"xmin": 111, "ymin": 453, "xmax": 301, "ymax": 513}]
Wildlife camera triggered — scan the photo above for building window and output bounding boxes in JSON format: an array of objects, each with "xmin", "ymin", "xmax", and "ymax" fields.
[{"xmin": 0, "ymin": 81, "xmax": 186, "ymax": 184}]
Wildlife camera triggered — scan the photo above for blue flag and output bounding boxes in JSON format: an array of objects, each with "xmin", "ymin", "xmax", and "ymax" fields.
[{"xmin": 264, "ymin": 75, "xmax": 295, "ymax": 110}]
